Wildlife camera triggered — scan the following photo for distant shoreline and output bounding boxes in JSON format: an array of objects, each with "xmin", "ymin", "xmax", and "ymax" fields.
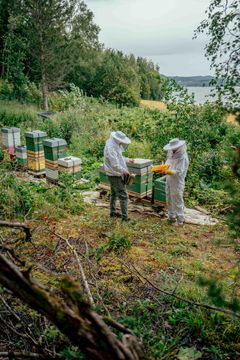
[{"xmin": 168, "ymin": 75, "xmax": 214, "ymax": 87}]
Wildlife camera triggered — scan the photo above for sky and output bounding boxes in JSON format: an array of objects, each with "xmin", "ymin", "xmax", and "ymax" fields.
[{"xmin": 84, "ymin": 0, "xmax": 212, "ymax": 77}]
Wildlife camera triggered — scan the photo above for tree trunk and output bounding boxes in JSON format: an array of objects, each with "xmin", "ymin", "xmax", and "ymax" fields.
[
  {"xmin": 39, "ymin": 30, "xmax": 48, "ymax": 111},
  {"xmin": 41, "ymin": 69, "xmax": 48, "ymax": 111}
]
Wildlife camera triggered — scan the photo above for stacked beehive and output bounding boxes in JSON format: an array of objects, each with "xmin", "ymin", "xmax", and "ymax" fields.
[
  {"xmin": 25, "ymin": 130, "xmax": 46, "ymax": 175},
  {"xmin": 1, "ymin": 127, "xmax": 21, "ymax": 156},
  {"xmin": 126, "ymin": 158, "xmax": 153, "ymax": 198},
  {"xmin": 15, "ymin": 146, "xmax": 27, "ymax": 168},
  {"xmin": 58, "ymin": 156, "xmax": 82, "ymax": 179},
  {"xmin": 99, "ymin": 158, "xmax": 153, "ymax": 198},
  {"xmin": 43, "ymin": 138, "xmax": 67, "ymax": 183},
  {"xmin": 153, "ymin": 176, "xmax": 166, "ymax": 205}
]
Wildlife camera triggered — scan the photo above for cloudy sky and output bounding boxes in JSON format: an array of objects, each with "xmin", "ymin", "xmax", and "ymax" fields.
[{"xmin": 85, "ymin": 0, "xmax": 212, "ymax": 76}]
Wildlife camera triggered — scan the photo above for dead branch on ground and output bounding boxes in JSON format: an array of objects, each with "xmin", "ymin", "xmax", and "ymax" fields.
[
  {"xmin": 0, "ymin": 352, "xmax": 48, "ymax": 359},
  {"xmin": 0, "ymin": 220, "xmax": 31, "ymax": 241},
  {"xmin": 120, "ymin": 260, "xmax": 240, "ymax": 319},
  {"xmin": 52, "ymin": 231, "xmax": 94, "ymax": 306},
  {"xmin": 0, "ymin": 254, "xmax": 143, "ymax": 360}
]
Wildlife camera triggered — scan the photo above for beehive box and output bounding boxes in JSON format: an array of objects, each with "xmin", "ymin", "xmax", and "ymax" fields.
[
  {"xmin": 1, "ymin": 127, "xmax": 21, "ymax": 155},
  {"xmin": 46, "ymin": 168, "xmax": 58, "ymax": 183},
  {"xmin": 58, "ymin": 156, "xmax": 82, "ymax": 179},
  {"xmin": 25, "ymin": 130, "xmax": 46, "ymax": 151},
  {"xmin": 154, "ymin": 176, "xmax": 166, "ymax": 204},
  {"xmin": 25, "ymin": 130, "xmax": 47, "ymax": 174},
  {"xmin": 126, "ymin": 158, "xmax": 153, "ymax": 197},
  {"xmin": 43, "ymin": 138, "xmax": 67, "ymax": 182},
  {"xmin": 43, "ymin": 138, "xmax": 67, "ymax": 161},
  {"xmin": 16, "ymin": 146, "xmax": 27, "ymax": 167},
  {"xmin": 99, "ymin": 158, "xmax": 153, "ymax": 198}
]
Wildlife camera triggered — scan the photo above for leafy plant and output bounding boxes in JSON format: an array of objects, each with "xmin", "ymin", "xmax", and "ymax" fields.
[{"xmin": 95, "ymin": 233, "xmax": 132, "ymax": 260}]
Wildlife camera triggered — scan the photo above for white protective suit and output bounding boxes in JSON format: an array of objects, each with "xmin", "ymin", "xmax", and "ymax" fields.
[
  {"xmin": 103, "ymin": 133, "xmax": 129, "ymax": 176},
  {"xmin": 165, "ymin": 144, "xmax": 189, "ymax": 223}
]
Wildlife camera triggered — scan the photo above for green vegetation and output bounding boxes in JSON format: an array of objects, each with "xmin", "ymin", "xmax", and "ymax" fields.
[
  {"xmin": 195, "ymin": 0, "xmax": 240, "ymax": 112},
  {"xmin": 1, "ymin": 84, "xmax": 239, "ymax": 211},
  {"xmin": 0, "ymin": 0, "xmax": 239, "ymax": 358},
  {"xmin": 0, "ymin": 175, "xmax": 239, "ymax": 358},
  {"xmin": 0, "ymin": 0, "xmax": 191, "ymax": 108},
  {"xmin": 0, "ymin": 89, "xmax": 239, "ymax": 358}
]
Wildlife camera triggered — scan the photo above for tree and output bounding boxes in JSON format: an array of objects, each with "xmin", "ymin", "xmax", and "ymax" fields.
[
  {"xmin": 23, "ymin": 0, "xmax": 78, "ymax": 110},
  {"xmin": 1, "ymin": 12, "xmax": 29, "ymax": 99},
  {"xmin": 195, "ymin": 0, "xmax": 240, "ymax": 113},
  {"xmin": 92, "ymin": 50, "xmax": 140, "ymax": 106},
  {"xmin": 66, "ymin": 1, "xmax": 101, "ymax": 95},
  {"xmin": 0, "ymin": 0, "xmax": 16, "ymax": 76},
  {"xmin": 0, "ymin": 0, "xmax": 101, "ymax": 110}
]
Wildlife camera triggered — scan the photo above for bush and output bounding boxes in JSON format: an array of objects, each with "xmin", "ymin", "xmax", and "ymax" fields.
[
  {"xmin": 0, "ymin": 80, "xmax": 42, "ymax": 105},
  {"xmin": 0, "ymin": 80, "xmax": 14, "ymax": 100}
]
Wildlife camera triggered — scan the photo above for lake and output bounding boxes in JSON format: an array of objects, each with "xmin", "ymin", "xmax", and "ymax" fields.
[
  {"xmin": 186, "ymin": 86, "xmax": 240, "ymax": 105},
  {"xmin": 186, "ymin": 87, "xmax": 216, "ymax": 104}
]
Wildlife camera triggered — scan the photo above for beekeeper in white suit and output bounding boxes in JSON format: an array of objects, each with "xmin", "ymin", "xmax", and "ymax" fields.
[
  {"xmin": 163, "ymin": 138, "xmax": 189, "ymax": 226},
  {"xmin": 104, "ymin": 131, "xmax": 134, "ymax": 221}
]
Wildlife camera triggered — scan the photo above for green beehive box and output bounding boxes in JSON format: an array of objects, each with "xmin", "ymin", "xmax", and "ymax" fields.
[
  {"xmin": 128, "ymin": 180, "xmax": 153, "ymax": 194},
  {"xmin": 26, "ymin": 142, "xmax": 44, "ymax": 152},
  {"xmin": 154, "ymin": 176, "xmax": 166, "ymax": 202},
  {"xmin": 44, "ymin": 148, "xmax": 67, "ymax": 161},
  {"xmin": 43, "ymin": 138, "xmax": 67, "ymax": 161},
  {"xmin": 98, "ymin": 159, "xmax": 153, "ymax": 196},
  {"xmin": 133, "ymin": 173, "xmax": 153, "ymax": 184},
  {"xmin": 25, "ymin": 131, "xmax": 47, "ymax": 152},
  {"xmin": 127, "ymin": 159, "xmax": 153, "ymax": 195}
]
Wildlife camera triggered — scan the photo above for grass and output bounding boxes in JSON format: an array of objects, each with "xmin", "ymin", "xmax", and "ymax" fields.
[
  {"xmin": 10, "ymin": 196, "xmax": 239, "ymax": 359},
  {"xmin": 140, "ymin": 99, "xmax": 167, "ymax": 111}
]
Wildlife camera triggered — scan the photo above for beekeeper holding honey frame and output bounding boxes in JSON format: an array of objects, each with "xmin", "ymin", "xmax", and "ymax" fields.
[{"xmin": 153, "ymin": 138, "xmax": 189, "ymax": 226}]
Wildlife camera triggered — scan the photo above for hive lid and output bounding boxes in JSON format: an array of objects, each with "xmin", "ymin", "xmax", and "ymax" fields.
[
  {"xmin": 25, "ymin": 130, "xmax": 47, "ymax": 138},
  {"xmin": 1, "ymin": 127, "xmax": 20, "ymax": 133},
  {"xmin": 127, "ymin": 158, "xmax": 152, "ymax": 169},
  {"xmin": 43, "ymin": 138, "xmax": 67, "ymax": 147},
  {"xmin": 11, "ymin": 127, "xmax": 21, "ymax": 133},
  {"xmin": 58, "ymin": 156, "xmax": 82, "ymax": 167}
]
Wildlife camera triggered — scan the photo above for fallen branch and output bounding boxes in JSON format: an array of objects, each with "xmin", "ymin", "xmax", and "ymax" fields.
[
  {"xmin": 0, "ymin": 295, "xmax": 39, "ymax": 346},
  {"xmin": 0, "ymin": 244, "xmax": 25, "ymax": 265},
  {"xmin": 0, "ymin": 220, "xmax": 31, "ymax": 241},
  {"xmin": 103, "ymin": 316, "xmax": 133, "ymax": 335},
  {"xmin": 0, "ymin": 254, "xmax": 143, "ymax": 360},
  {"xmin": 0, "ymin": 352, "xmax": 47, "ymax": 359},
  {"xmin": 120, "ymin": 260, "xmax": 240, "ymax": 319},
  {"xmin": 52, "ymin": 231, "xmax": 94, "ymax": 306}
]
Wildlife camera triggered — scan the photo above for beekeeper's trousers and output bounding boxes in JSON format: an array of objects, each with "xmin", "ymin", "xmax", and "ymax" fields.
[{"xmin": 108, "ymin": 176, "xmax": 128, "ymax": 220}]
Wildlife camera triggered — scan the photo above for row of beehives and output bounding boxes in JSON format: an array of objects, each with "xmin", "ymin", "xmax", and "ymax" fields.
[
  {"xmin": 0, "ymin": 127, "xmax": 82, "ymax": 183},
  {"xmin": 99, "ymin": 158, "xmax": 166, "ymax": 204},
  {"xmin": 1, "ymin": 127, "xmax": 165, "ymax": 201}
]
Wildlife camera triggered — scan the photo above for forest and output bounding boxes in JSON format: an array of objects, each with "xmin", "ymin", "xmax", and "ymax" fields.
[{"xmin": 0, "ymin": 0, "xmax": 239, "ymax": 359}]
